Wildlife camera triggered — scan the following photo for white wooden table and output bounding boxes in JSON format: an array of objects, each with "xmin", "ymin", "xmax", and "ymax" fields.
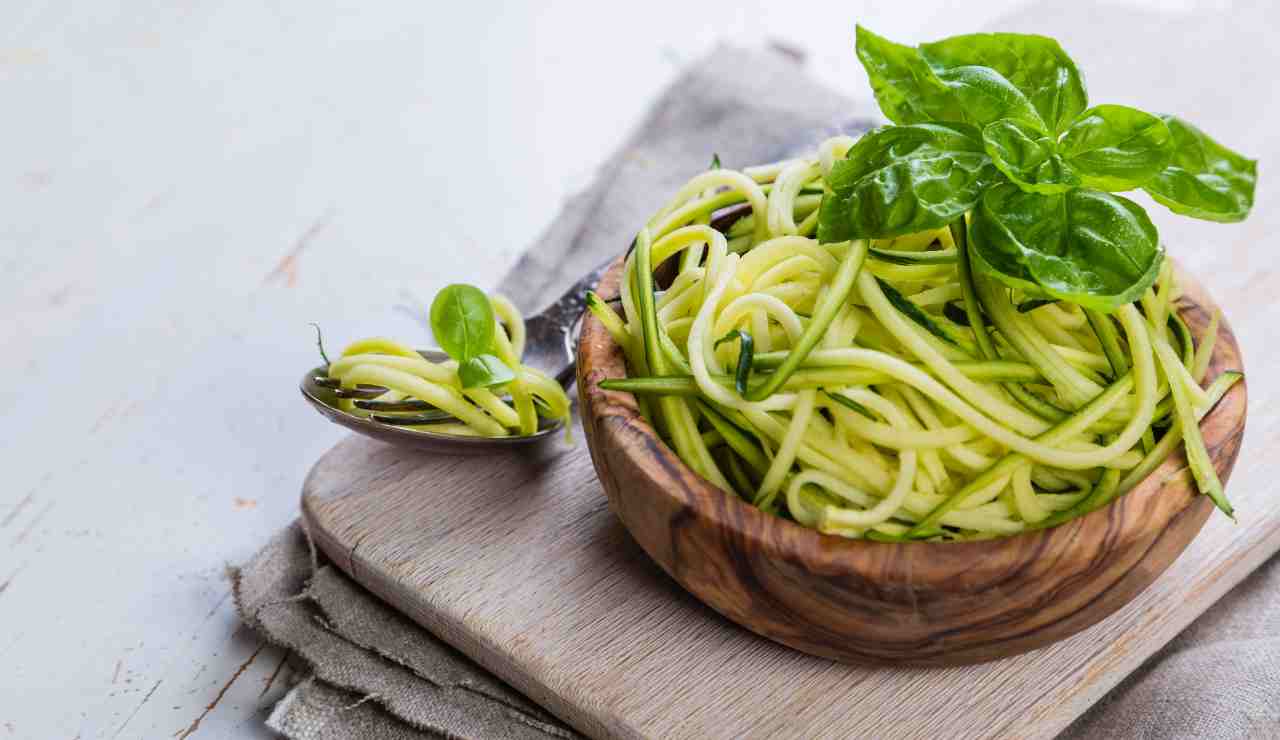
[{"xmin": 2, "ymin": 1, "xmax": 1269, "ymax": 737}]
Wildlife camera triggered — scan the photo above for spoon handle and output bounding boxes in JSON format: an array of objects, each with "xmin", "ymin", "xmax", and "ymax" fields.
[
  {"xmin": 522, "ymin": 257, "xmax": 616, "ymax": 387},
  {"xmin": 535, "ymin": 258, "xmax": 615, "ymax": 329}
]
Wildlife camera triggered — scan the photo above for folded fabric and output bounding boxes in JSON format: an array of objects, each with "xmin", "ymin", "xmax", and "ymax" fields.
[{"xmin": 233, "ymin": 522, "xmax": 578, "ymax": 739}]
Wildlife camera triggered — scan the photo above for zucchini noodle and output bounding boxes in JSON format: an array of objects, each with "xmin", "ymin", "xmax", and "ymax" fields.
[
  {"xmin": 596, "ymin": 138, "xmax": 1242, "ymax": 541},
  {"xmin": 323, "ymin": 295, "xmax": 572, "ymax": 438}
]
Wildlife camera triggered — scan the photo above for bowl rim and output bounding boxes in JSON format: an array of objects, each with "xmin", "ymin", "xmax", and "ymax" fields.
[{"xmin": 577, "ymin": 249, "xmax": 1247, "ymax": 588}]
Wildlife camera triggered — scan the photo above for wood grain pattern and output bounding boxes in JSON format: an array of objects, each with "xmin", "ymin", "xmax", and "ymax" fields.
[
  {"xmin": 577, "ymin": 258, "xmax": 1245, "ymax": 666},
  {"xmin": 300, "ymin": 265, "xmax": 1264, "ymax": 740}
]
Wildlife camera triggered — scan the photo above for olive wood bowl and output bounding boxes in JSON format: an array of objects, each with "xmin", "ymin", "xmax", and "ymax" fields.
[{"xmin": 576, "ymin": 252, "xmax": 1246, "ymax": 666}]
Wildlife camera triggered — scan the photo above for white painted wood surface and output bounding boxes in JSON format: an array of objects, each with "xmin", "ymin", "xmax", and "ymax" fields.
[{"xmin": 1, "ymin": 1, "xmax": 1274, "ymax": 738}]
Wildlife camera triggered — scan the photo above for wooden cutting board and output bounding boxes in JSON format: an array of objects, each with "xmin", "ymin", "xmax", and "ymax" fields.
[{"xmin": 301, "ymin": 407, "xmax": 1278, "ymax": 739}]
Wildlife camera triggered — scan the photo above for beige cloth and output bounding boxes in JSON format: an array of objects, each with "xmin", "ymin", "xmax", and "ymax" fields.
[
  {"xmin": 233, "ymin": 523, "xmax": 574, "ymax": 739},
  {"xmin": 235, "ymin": 34, "xmax": 1280, "ymax": 740}
]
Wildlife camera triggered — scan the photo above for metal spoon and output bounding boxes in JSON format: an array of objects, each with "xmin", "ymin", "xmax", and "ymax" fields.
[{"xmin": 300, "ymin": 260, "xmax": 613, "ymax": 454}]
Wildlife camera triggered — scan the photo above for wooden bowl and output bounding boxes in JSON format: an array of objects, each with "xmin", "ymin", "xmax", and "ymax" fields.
[{"xmin": 576, "ymin": 253, "xmax": 1246, "ymax": 666}]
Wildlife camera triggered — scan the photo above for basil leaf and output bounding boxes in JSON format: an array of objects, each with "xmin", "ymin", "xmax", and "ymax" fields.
[
  {"xmin": 968, "ymin": 184, "xmax": 1164, "ymax": 312},
  {"xmin": 929, "ymin": 65, "xmax": 1046, "ymax": 131},
  {"xmin": 714, "ymin": 330, "xmax": 754, "ymax": 396},
  {"xmin": 920, "ymin": 32, "xmax": 1087, "ymax": 134},
  {"xmin": 982, "ymin": 118, "xmax": 1079, "ymax": 194},
  {"xmin": 855, "ymin": 25, "xmax": 963, "ymax": 125},
  {"xmin": 429, "ymin": 283, "xmax": 496, "ymax": 363},
  {"xmin": 457, "ymin": 353, "xmax": 516, "ymax": 389},
  {"xmin": 1143, "ymin": 115, "xmax": 1257, "ymax": 222},
  {"xmin": 858, "ymin": 28, "xmax": 1067, "ymax": 133},
  {"xmin": 817, "ymin": 122, "xmax": 999, "ymax": 242},
  {"xmin": 1057, "ymin": 105, "xmax": 1174, "ymax": 191}
]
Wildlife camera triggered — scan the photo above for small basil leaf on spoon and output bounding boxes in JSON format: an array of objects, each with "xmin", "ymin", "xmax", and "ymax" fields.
[
  {"xmin": 458, "ymin": 353, "xmax": 516, "ymax": 389},
  {"xmin": 918, "ymin": 32, "xmax": 1087, "ymax": 134},
  {"xmin": 968, "ymin": 183, "xmax": 1163, "ymax": 312},
  {"xmin": 1057, "ymin": 105, "xmax": 1174, "ymax": 191},
  {"xmin": 817, "ymin": 122, "xmax": 999, "ymax": 242},
  {"xmin": 429, "ymin": 284, "xmax": 496, "ymax": 363},
  {"xmin": 1143, "ymin": 115, "xmax": 1257, "ymax": 222},
  {"xmin": 983, "ymin": 118, "xmax": 1079, "ymax": 194}
]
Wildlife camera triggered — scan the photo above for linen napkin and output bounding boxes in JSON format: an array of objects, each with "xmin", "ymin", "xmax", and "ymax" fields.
[{"xmin": 233, "ymin": 43, "xmax": 1280, "ymax": 739}]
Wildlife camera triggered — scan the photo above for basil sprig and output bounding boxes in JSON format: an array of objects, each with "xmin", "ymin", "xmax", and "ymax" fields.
[
  {"xmin": 823, "ymin": 26, "xmax": 1257, "ymax": 311},
  {"xmin": 429, "ymin": 284, "xmax": 516, "ymax": 389}
]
